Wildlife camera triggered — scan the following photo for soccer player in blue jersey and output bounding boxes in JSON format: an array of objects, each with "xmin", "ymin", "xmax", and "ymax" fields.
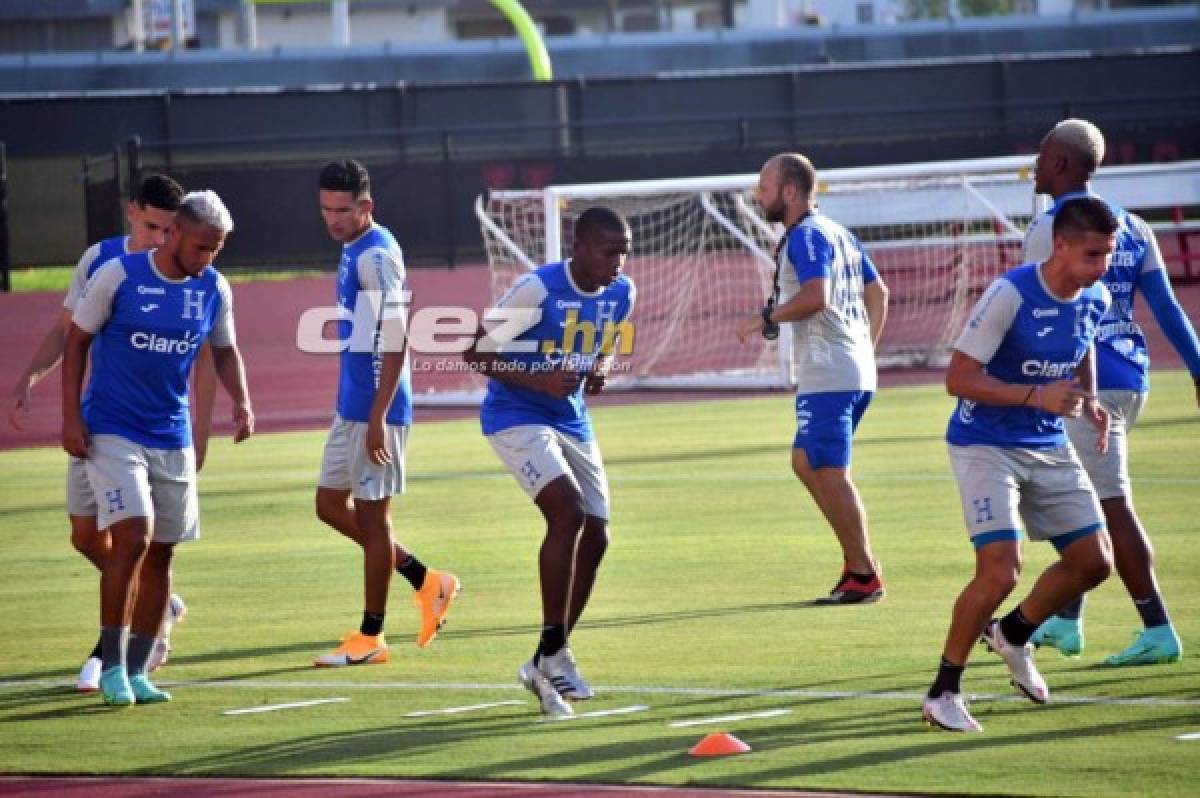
[
  {"xmin": 463, "ymin": 206, "xmax": 636, "ymax": 718},
  {"xmin": 61, "ymin": 190, "xmax": 254, "ymax": 706},
  {"xmin": 736, "ymin": 153, "xmax": 890, "ymax": 604},
  {"xmin": 312, "ymin": 160, "xmax": 460, "ymax": 668},
  {"xmin": 1023, "ymin": 120, "xmax": 1200, "ymax": 666},
  {"xmin": 7, "ymin": 175, "xmax": 208, "ymax": 691},
  {"xmin": 922, "ymin": 197, "xmax": 1118, "ymax": 733}
]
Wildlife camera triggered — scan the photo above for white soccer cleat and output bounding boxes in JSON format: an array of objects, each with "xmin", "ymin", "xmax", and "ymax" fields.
[
  {"xmin": 922, "ymin": 692, "xmax": 983, "ymax": 732},
  {"xmin": 162, "ymin": 593, "xmax": 187, "ymax": 633},
  {"xmin": 146, "ymin": 638, "xmax": 171, "ymax": 672},
  {"xmin": 518, "ymin": 660, "xmax": 574, "ymax": 718},
  {"xmin": 76, "ymin": 656, "xmax": 102, "ymax": 693},
  {"xmin": 537, "ymin": 646, "xmax": 594, "ymax": 701},
  {"xmin": 982, "ymin": 620, "xmax": 1049, "ymax": 704}
]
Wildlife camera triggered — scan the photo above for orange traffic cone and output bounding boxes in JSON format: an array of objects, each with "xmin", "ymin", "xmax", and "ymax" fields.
[{"xmin": 688, "ymin": 731, "xmax": 751, "ymax": 757}]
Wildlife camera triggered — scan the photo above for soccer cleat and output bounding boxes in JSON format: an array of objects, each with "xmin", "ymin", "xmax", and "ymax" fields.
[
  {"xmin": 314, "ymin": 632, "xmax": 390, "ymax": 667},
  {"xmin": 76, "ymin": 656, "xmax": 102, "ymax": 693},
  {"xmin": 146, "ymin": 638, "xmax": 171, "ymax": 673},
  {"xmin": 982, "ymin": 620, "xmax": 1049, "ymax": 704},
  {"xmin": 537, "ymin": 646, "xmax": 594, "ymax": 701},
  {"xmin": 1030, "ymin": 615, "xmax": 1084, "ymax": 657},
  {"xmin": 99, "ymin": 666, "xmax": 135, "ymax": 707},
  {"xmin": 922, "ymin": 692, "xmax": 983, "ymax": 732},
  {"xmin": 814, "ymin": 570, "xmax": 884, "ymax": 605},
  {"xmin": 129, "ymin": 673, "xmax": 172, "ymax": 704},
  {"xmin": 518, "ymin": 660, "xmax": 574, "ymax": 718},
  {"xmin": 1103, "ymin": 625, "xmax": 1182, "ymax": 667},
  {"xmin": 413, "ymin": 569, "xmax": 461, "ymax": 648}
]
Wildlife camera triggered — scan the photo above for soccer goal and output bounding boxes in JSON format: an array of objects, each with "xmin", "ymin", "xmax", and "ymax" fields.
[{"xmin": 476, "ymin": 156, "xmax": 1200, "ymax": 391}]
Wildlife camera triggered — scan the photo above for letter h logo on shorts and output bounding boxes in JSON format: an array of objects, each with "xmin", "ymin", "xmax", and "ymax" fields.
[
  {"xmin": 520, "ymin": 460, "xmax": 542, "ymax": 488},
  {"xmin": 973, "ymin": 497, "xmax": 994, "ymax": 525},
  {"xmin": 105, "ymin": 488, "xmax": 125, "ymax": 514}
]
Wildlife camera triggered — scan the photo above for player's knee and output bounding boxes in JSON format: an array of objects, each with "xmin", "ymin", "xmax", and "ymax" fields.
[
  {"xmin": 315, "ymin": 492, "xmax": 341, "ymax": 526},
  {"xmin": 1080, "ymin": 550, "xmax": 1113, "ymax": 588},
  {"xmin": 546, "ymin": 504, "xmax": 586, "ymax": 539}
]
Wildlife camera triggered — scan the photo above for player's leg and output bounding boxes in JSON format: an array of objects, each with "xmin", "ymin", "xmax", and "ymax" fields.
[
  {"xmin": 488, "ymin": 425, "xmax": 581, "ymax": 717},
  {"xmin": 983, "ymin": 448, "xmax": 1111, "ymax": 704},
  {"xmin": 87, "ymin": 435, "xmax": 157, "ymax": 706},
  {"xmin": 925, "ymin": 445, "xmax": 1024, "ymax": 732},
  {"xmin": 794, "ymin": 391, "xmax": 881, "ymax": 603},
  {"xmin": 558, "ymin": 432, "xmax": 611, "ymax": 636},
  {"xmin": 67, "ymin": 457, "xmax": 107, "ymax": 691}
]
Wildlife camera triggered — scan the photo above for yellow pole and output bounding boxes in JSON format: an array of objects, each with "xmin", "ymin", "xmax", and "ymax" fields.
[{"xmin": 489, "ymin": 0, "xmax": 553, "ymax": 81}]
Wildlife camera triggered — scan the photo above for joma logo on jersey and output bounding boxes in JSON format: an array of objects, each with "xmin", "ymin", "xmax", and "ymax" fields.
[
  {"xmin": 1021, "ymin": 359, "xmax": 1076, "ymax": 378},
  {"xmin": 540, "ymin": 309, "xmax": 635, "ymax": 356},
  {"xmin": 131, "ymin": 330, "xmax": 201, "ymax": 354}
]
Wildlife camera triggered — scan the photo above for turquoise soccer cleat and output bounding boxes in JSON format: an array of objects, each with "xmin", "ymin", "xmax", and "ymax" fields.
[
  {"xmin": 129, "ymin": 672, "xmax": 172, "ymax": 704},
  {"xmin": 1030, "ymin": 616, "xmax": 1084, "ymax": 657},
  {"xmin": 99, "ymin": 665, "xmax": 134, "ymax": 707},
  {"xmin": 1103, "ymin": 625, "xmax": 1182, "ymax": 667}
]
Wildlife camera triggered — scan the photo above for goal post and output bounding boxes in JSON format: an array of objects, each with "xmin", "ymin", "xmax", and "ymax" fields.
[{"xmin": 475, "ymin": 155, "xmax": 1200, "ymax": 392}]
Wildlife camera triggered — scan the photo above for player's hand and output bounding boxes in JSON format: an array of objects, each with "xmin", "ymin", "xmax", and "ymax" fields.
[
  {"xmin": 584, "ymin": 369, "xmax": 608, "ymax": 396},
  {"xmin": 62, "ymin": 415, "xmax": 88, "ymax": 459},
  {"xmin": 538, "ymin": 368, "xmax": 582, "ymax": 399},
  {"xmin": 366, "ymin": 418, "xmax": 392, "ymax": 466},
  {"xmin": 1083, "ymin": 397, "xmax": 1110, "ymax": 454},
  {"xmin": 232, "ymin": 402, "xmax": 254, "ymax": 443},
  {"xmin": 7, "ymin": 382, "xmax": 32, "ymax": 431},
  {"xmin": 735, "ymin": 314, "xmax": 764, "ymax": 344},
  {"xmin": 195, "ymin": 437, "xmax": 209, "ymax": 472},
  {"xmin": 1037, "ymin": 379, "xmax": 1087, "ymax": 417}
]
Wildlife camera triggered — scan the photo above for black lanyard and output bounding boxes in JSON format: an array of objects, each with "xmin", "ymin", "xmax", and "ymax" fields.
[{"xmin": 767, "ymin": 210, "xmax": 812, "ymax": 312}]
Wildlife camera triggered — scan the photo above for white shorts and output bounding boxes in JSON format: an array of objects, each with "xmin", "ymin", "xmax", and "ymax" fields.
[
  {"xmin": 487, "ymin": 425, "xmax": 610, "ymax": 520},
  {"xmin": 1065, "ymin": 390, "xmax": 1146, "ymax": 500},
  {"xmin": 86, "ymin": 434, "xmax": 199, "ymax": 544},
  {"xmin": 948, "ymin": 443, "xmax": 1104, "ymax": 551},
  {"xmin": 318, "ymin": 415, "xmax": 408, "ymax": 501},
  {"xmin": 66, "ymin": 455, "xmax": 97, "ymax": 517}
]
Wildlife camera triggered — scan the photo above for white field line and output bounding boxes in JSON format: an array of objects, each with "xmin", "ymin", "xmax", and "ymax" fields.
[
  {"xmin": 222, "ymin": 697, "xmax": 349, "ymax": 715},
  {"xmin": 4, "ymin": 678, "xmax": 1199, "ymax": 709},
  {"xmin": 405, "ymin": 699, "xmax": 526, "ymax": 717},
  {"xmin": 670, "ymin": 708, "xmax": 793, "ymax": 728},
  {"xmin": 539, "ymin": 704, "xmax": 651, "ymax": 723},
  {"xmin": 1176, "ymin": 732, "xmax": 1200, "ymax": 740}
]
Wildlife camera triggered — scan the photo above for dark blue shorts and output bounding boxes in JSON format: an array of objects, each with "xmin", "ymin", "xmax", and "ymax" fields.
[{"xmin": 793, "ymin": 390, "xmax": 874, "ymax": 469}]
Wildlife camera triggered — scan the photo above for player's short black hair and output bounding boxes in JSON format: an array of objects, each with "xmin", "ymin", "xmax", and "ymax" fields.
[
  {"xmin": 773, "ymin": 153, "xmax": 816, "ymax": 199},
  {"xmin": 134, "ymin": 174, "xmax": 184, "ymax": 212},
  {"xmin": 319, "ymin": 159, "xmax": 371, "ymax": 199},
  {"xmin": 574, "ymin": 206, "xmax": 629, "ymax": 243},
  {"xmin": 1053, "ymin": 196, "xmax": 1118, "ymax": 240}
]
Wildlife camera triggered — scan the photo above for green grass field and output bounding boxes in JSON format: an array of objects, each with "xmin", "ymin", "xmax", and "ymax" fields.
[
  {"xmin": 7, "ymin": 265, "xmax": 327, "ymax": 293},
  {"xmin": 2, "ymin": 375, "xmax": 1198, "ymax": 795}
]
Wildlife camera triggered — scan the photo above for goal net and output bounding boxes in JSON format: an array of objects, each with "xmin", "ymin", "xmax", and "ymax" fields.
[{"xmin": 475, "ymin": 156, "xmax": 1199, "ymax": 391}]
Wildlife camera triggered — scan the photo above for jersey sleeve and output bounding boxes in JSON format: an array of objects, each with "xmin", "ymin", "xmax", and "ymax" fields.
[
  {"xmin": 1023, "ymin": 212, "xmax": 1054, "ymax": 263},
  {"xmin": 1130, "ymin": 215, "xmax": 1166, "ymax": 276},
  {"xmin": 485, "ymin": 272, "xmax": 548, "ymax": 350},
  {"xmin": 621, "ymin": 280, "xmax": 637, "ymax": 323},
  {"xmin": 953, "ymin": 279, "xmax": 1022, "ymax": 366},
  {"xmin": 208, "ymin": 273, "xmax": 237, "ymax": 348},
  {"xmin": 356, "ymin": 245, "xmax": 409, "ymax": 344},
  {"xmin": 63, "ymin": 244, "xmax": 102, "ymax": 311},
  {"xmin": 787, "ymin": 226, "xmax": 834, "ymax": 283},
  {"xmin": 71, "ymin": 260, "xmax": 126, "ymax": 334},
  {"xmin": 1139, "ymin": 268, "xmax": 1200, "ymax": 378},
  {"xmin": 860, "ymin": 247, "xmax": 880, "ymax": 285}
]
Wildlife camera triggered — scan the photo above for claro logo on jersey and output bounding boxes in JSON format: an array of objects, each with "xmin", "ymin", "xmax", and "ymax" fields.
[
  {"xmin": 130, "ymin": 330, "xmax": 201, "ymax": 355},
  {"xmin": 1021, "ymin": 359, "xmax": 1076, "ymax": 378}
]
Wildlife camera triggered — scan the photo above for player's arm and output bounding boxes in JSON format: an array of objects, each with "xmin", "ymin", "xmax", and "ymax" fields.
[
  {"xmin": 8, "ymin": 309, "xmax": 72, "ymax": 430},
  {"xmin": 361, "ymin": 248, "xmax": 409, "ymax": 466},
  {"xmin": 586, "ymin": 282, "xmax": 637, "ymax": 396},
  {"xmin": 191, "ymin": 342, "xmax": 216, "ymax": 471},
  {"xmin": 1136, "ymin": 229, "xmax": 1200, "ymax": 408},
  {"xmin": 60, "ymin": 258, "xmax": 120, "ymax": 457},
  {"xmin": 9, "ymin": 247, "xmax": 100, "ymax": 430},
  {"xmin": 1074, "ymin": 344, "xmax": 1110, "ymax": 452},
  {"xmin": 737, "ymin": 227, "xmax": 832, "ymax": 341},
  {"xmin": 463, "ymin": 274, "xmax": 580, "ymax": 398},
  {"xmin": 861, "ymin": 250, "xmax": 888, "ymax": 348},
  {"xmin": 207, "ymin": 275, "xmax": 253, "ymax": 444}
]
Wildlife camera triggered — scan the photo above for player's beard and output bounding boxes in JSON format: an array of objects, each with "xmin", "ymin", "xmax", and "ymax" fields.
[{"xmin": 763, "ymin": 198, "xmax": 786, "ymax": 225}]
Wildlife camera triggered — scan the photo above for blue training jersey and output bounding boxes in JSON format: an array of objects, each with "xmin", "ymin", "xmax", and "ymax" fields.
[
  {"xmin": 946, "ymin": 262, "xmax": 1110, "ymax": 449},
  {"xmin": 1024, "ymin": 191, "xmax": 1161, "ymax": 392},
  {"xmin": 480, "ymin": 261, "xmax": 637, "ymax": 440},
  {"xmin": 72, "ymin": 251, "xmax": 235, "ymax": 450},
  {"xmin": 334, "ymin": 223, "xmax": 412, "ymax": 426}
]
